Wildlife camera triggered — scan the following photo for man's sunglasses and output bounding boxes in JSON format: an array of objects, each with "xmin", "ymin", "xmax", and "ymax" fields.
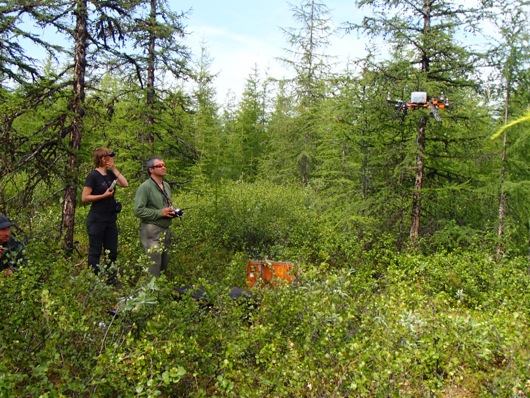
[{"xmin": 152, "ymin": 163, "xmax": 165, "ymax": 168}]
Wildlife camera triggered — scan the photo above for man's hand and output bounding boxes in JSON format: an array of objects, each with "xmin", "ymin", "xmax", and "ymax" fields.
[
  {"xmin": 162, "ymin": 207, "xmax": 175, "ymax": 218},
  {"xmin": 0, "ymin": 245, "xmax": 3, "ymax": 259}
]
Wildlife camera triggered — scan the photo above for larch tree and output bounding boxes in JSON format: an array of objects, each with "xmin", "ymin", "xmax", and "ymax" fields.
[
  {"xmin": 276, "ymin": 0, "xmax": 334, "ymax": 186},
  {"xmin": 233, "ymin": 66, "xmax": 268, "ymax": 182},
  {"xmin": 0, "ymin": 1, "xmax": 70, "ymax": 212},
  {"xmin": 485, "ymin": 0, "xmax": 530, "ymax": 258},
  {"xmin": 259, "ymin": 80, "xmax": 300, "ymax": 184},
  {"xmin": 4, "ymin": 0, "xmax": 146, "ymax": 250},
  {"xmin": 347, "ymin": 0, "xmax": 490, "ymax": 245},
  {"xmin": 190, "ymin": 45, "xmax": 222, "ymax": 186},
  {"xmin": 125, "ymin": 0, "xmax": 192, "ymax": 149}
]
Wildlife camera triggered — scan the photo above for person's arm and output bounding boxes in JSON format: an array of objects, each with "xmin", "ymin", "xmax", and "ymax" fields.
[
  {"xmin": 134, "ymin": 184, "xmax": 161, "ymax": 221},
  {"xmin": 81, "ymin": 185, "xmax": 114, "ymax": 203},
  {"xmin": 0, "ymin": 244, "xmax": 8, "ymax": 275},
  {"xmin": 111, "ymin": 168, "xmax": 128, "ymax": 188},
  {"xmin": 106, "ymin": 158, "xmax": 128, "ymax": 188}
]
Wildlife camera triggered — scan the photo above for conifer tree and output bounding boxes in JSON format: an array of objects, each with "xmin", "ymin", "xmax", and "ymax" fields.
[
  {"xmin": 190, "ymin": 46, "xmax": 222, "ymax": 186},
  {"xmin": 0, "ymin": 0, "xmax": 151, "ymax": 249},
  {"xmin": 124, "ymin": 0, "xmax": 192, "ymax": 148},
  {"xmin": 0, "ymin": 1, "xmax": 62, "ymax": 85},
  {"xmin": 486, "ymin": 0, "xmax": 530, "ymax": 256},
  {"xmin": 275, "ymin": 0, "xmax": 333, "ymax": 186},
  {"xmin": 347, "ymin": 0, "xmax": 491, "ymax": 245},
  {"xmin": 260, "ymin": 81, "xmax": 300, "ymax": 184},
  {"xmin": 311, "ymin": 59, "xmax": 395, "ymax": 239},
  {"xmin": 231, "ymin": 66, "xmax": 268, "ymax": 181}
]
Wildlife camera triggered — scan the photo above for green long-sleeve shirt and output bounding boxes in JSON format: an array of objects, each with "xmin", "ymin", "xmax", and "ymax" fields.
[
  {"xmin": 134, "ymin": 178, "xmax": 173, "ymax": 228},
  {"xmin": 0, "ymin": 236, "xmax": 25, "ymax": 272}
]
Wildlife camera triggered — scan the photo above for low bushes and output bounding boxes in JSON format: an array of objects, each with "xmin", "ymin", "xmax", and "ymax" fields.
[{"xmin": 2, "ymin": 182, "xmax": 530, "ymax": 396}]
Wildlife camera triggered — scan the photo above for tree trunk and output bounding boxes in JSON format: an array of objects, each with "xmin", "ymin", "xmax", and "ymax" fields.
[
  {"xmin": 496, "ymin": 81, "xmax": 510, "ymax": 259},
  {"xmin": 410, "ymin": 115, "xmax": 427, "ymax": 244},
  {"xmin": 409, "ymin": 1, "xmax": 431, "ymax": 245},
  {"xmin": 62, "ymin": 0, "xmax": 87, "ymax": 252},
  {"xmin": 144, "ymin": 0, "xmax": 157, "ymax": 149}
]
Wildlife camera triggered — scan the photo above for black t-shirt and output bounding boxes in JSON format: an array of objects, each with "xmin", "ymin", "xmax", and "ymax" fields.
[{"xmin": 84, "ymin": 169, "xmax": 117, "ymax": 221}]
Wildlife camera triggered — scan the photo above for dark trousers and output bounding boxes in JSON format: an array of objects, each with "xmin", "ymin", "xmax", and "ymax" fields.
[{"xmin": 87, "ymin": 215, "xmax": 118, "ymax": 275}]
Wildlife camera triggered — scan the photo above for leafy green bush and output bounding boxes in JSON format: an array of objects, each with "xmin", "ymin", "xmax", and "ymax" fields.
[
  {"xmin": 170, "ymin": 181, "xmax": 324, "ymax": 284},
  {"xmin": 3, "ymin": 189, "xmax": 530, "ymax": 397}
]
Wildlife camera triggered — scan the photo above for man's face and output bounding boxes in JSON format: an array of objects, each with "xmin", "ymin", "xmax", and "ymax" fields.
[
  {"xmin": 0, "ymin": 226, "xmax": 11, "ymax": 245},
  {"xmin": 150, "ymin": 159, "xmax": 167, "ymax": 177}
]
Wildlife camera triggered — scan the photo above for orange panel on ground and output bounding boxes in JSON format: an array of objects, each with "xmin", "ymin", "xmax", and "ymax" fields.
[{"xmin": 246, "ymin": 261, "xmax": 296, "ymax": 288}]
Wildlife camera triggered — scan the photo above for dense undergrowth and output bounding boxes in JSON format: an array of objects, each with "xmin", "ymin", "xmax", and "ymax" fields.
[{"xmin": 2, "ymin": 181, "xmax": 530, "ymax": 397}]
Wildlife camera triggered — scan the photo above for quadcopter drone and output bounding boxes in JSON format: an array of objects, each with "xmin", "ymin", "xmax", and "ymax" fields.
[{"xmin": 386, "ymin": 91, "xmax": 449, "ymax": 121}]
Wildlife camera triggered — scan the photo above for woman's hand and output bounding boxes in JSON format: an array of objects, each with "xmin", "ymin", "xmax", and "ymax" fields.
[
  {"xmin": 82, "ymin": 186, "xmax": 114, "ymax": 203},
  {"xmin": 102, "ymin": 188, "xmax": 115, "ymax": 198},
  {"xmin": 105, "ymin": 157, "xmax": 115, "ymax": 169}
]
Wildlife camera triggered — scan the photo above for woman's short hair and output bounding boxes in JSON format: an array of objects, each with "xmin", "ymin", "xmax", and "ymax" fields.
[{"xmin": 93, "ymin": 147, "xmax": 112, "ymax": 168}]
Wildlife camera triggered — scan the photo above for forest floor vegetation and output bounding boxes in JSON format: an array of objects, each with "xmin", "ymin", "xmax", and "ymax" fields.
[{"xmin": 1, "ymin": 182, "xmax": 530, "ymax": 397}]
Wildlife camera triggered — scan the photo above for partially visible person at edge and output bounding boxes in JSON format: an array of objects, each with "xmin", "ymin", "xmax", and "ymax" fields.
[
  {"xmin": 82, "ymin": 147, "xmax": 128, "ymax": 285},
  {"xmin": 134, "ymin": 157, "xmax": 180, "ymax": 277},
  {"xmin": 0, "ymin": 215, "xmax": 26, "ymax": 276}
]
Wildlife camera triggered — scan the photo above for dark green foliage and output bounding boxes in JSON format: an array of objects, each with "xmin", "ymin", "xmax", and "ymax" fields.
[
  {"xmin": 170, "ymin": 181, "xmax": 323, "ymax": 285},
  {"xmin": 3, "ymin": 206, "xmax": 530, "ymax": 396}
]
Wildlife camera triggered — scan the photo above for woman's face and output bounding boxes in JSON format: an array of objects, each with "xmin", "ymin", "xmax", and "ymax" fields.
[{"xmin": 102, "ymin": 155, "xmax": 115, "ymax": 168}]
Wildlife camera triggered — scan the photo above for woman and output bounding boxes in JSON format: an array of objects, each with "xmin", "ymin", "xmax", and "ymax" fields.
[{"xmin": 82, "ymin": 147, "xmax": 128, "ymax": 284}]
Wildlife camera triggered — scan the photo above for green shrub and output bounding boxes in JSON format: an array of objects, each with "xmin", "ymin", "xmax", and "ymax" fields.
[
  {"xmin": 4, "ymin": 187, "xmax": 530, "ymax": 396},
  {"xmin": 170, "ymin": 181, "xmax": 323, "ymax": 284}
]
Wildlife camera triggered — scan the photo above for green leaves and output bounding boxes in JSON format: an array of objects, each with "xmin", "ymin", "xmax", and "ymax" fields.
[{"xmin": 3, "ymin": 203, "xmax": 530, "ymax": 396}]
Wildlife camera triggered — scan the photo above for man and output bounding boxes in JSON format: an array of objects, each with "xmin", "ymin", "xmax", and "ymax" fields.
[
  {"xmin": 0, "ymin": 215, "xmax": 25, "ymax": 275},
  {"xmin": 134, "ymin": 157, "xmax": 181, "ymax": 277}
]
